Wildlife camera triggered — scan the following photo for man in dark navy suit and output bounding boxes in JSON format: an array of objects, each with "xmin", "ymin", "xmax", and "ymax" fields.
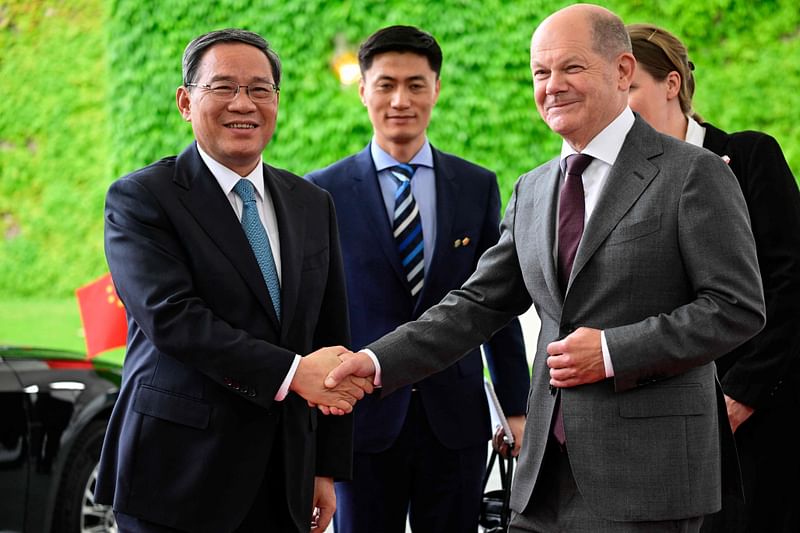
[
  {"xmin": 95, "ymin": 29, "xmax": 371, "ymax": 533},
  {"xmin": 307, "ymin": 25, "xmax": 529, "ymax": 533}
]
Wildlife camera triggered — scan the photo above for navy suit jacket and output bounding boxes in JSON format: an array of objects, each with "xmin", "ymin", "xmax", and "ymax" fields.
[
  {"xmin": 307, "ymin": 143, "xmax": 529, "ymax": 453},
  {"xmin": 95, "ymin": 143, "xmax": 352, "ymax": 532}
]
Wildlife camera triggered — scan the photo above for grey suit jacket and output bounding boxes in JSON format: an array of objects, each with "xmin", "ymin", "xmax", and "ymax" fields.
[{"xmin": 368, "ymin": 116, "xmax": 765, "ymax": 521}]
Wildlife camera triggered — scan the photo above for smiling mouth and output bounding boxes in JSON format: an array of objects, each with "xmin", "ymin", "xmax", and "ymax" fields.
[
  {"xmin": 547, "ymin": 100, "xmax": 577, "ymax": 111},
  {"xmin": 226, "ymin": 123, "xmax": 257, "ymax": 129}
]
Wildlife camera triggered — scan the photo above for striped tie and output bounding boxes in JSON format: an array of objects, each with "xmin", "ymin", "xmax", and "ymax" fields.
[
  {"xmin": 232, "ymin": 179, "xmax": 281, "ymax": 321},
  {"xmin": 390, "ymin": 164, "xmax": 424, "ymax": 297}
]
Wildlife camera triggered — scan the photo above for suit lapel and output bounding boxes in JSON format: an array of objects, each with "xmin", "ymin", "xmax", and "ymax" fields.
[
  {"xmin": 531, "ymin": 161, "xmax": 563, "ymax": 303},
  {"xmin": 174, "ymin": 144, "xmax": 279, "ymax": 328},
  {"xmin": 415, "ymin": 148, "xmax": 459, "ymax": 311},
  {"xmin": 570, "ymin": 118, "xmax": 662, "ymax": 287},
  {"xmin": 264, "ymin": 165, "xmax": 304, "ymax": 338},
  {"xmin": 351, "ymin": 146, "xmax": 409, "ymax": 287}
]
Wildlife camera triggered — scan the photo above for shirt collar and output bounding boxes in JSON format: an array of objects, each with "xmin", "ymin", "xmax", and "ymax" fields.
[
  {"xmin": 684, "ymin": 115, "xmax": 707, "ymax": 147},
  {"xmin": 196, "ymin": 143, "xmax": 266, "ymax": 199},
  {"xmin": 559, "ymin": 107, "xmax": 635, "ymax": 169},
  {"xmin": 370, "ymin": 137, "xmax": 434, "ymax": 171}
]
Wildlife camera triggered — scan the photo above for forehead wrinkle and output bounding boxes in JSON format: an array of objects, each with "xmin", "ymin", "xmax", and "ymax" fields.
[{"xmin": 205, "ymin": 73, "xmax": 274, "ymax": 83}]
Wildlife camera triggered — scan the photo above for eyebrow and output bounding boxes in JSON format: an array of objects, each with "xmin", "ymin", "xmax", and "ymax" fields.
[{"xmin": 372, "ymin": 74, "xmax": 429, "ymax": 82}]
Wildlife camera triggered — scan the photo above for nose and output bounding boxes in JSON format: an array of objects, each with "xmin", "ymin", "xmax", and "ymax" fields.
[
  {"xmin": 228, "ymin": 87, "xmax": 258, "ymax": 111},
  {"xmin": 545, "ymin": 70, "xmax": 567, "ymax": 95},
  {"xmin": 390, "ymin": 87, "xmax": 411, "ymax": 108}
]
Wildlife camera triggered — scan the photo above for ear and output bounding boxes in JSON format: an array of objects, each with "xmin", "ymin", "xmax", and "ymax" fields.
[
  {"xmin": 617, "ymin": 52, "xmax": 636, "ymax": 90},
  {"xmin": 359, "ymin": 78, "xmax": 367, "ymax": 106},
  {"xmin": 433, "ymin": 77, "xmax": 441, "ymax": 104},
  {"xmin": 176, "ymin": 86, "xmax": 192, "ymax": 121},
  {"xmin": 665, "ymin": 71, "xmax": 681, "ymax": 100}
]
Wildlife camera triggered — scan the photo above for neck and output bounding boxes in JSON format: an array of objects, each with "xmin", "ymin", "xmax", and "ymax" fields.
[
  {"xmin": 665, "ymin": 112, "xmax": 689, "ymax": 141},
  {"xmin": 232, "ymin": 162, "xmax": 260, "ymax": 177}
]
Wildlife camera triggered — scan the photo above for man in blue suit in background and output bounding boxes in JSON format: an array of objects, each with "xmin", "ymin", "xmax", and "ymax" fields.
[{"xmin": 306, "ymin": 25, "xmax": 530, "ymax": 533}]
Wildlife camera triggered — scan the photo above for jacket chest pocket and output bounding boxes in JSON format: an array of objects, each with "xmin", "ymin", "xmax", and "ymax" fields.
[{"xmin": 605, "ymin": 215, "xmax": 661, "ymax": 246}]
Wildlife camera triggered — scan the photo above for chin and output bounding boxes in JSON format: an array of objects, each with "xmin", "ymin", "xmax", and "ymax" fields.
[
  {"xmin": 547, "ymin": 120, "xmax": 574, "ymax": 137},
  {"xmin": 386, "ymin": 130, "xmax": 421, "ymax": 144}
]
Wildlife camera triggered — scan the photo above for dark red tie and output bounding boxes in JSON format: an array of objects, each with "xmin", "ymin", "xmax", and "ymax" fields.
[
  {"xmin": 557, "ymin": 153, "xmax": 593, "ymax": 291},
  {"xmin": 552, "ymin": 153, "xmax": 593, "ymax": 446}
]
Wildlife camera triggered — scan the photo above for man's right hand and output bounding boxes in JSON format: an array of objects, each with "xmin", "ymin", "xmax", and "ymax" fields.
[
  {"xmin": 325, "ymin": 351, "xmax": 376, "ymax": 388},
  {"xmin": 289, "ymin": 346, "xmax": 373, "ymax": 414}
]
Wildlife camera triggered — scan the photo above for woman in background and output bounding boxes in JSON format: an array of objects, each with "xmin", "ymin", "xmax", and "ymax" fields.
[{"xmin": 627, "ymin": 23, "xmax": 800, "ymax": 533}]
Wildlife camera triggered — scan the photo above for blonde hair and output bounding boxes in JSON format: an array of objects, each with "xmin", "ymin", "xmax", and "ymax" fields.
[{"xmin": 626, "ymin": 23, "xmax": 703, "ymax": 122}]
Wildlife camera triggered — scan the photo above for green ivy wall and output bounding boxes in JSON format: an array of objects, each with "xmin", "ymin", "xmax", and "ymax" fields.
[
  {"xmin": 1, "ymin": 0, "xmax": 111, "ymax": 296},
  {"xmin": 2, "ymin": 0, "xmax": 799, "ymax": 297}
]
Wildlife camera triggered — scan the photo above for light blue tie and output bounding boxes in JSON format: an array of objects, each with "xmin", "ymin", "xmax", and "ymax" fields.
[{"xmin": 233, "ymin": 179, "xmax": 281, "ymax": 321}]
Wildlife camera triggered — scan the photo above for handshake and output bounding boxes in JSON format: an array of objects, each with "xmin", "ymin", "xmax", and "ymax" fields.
[{"xmin": 289, "ymin": 346, "xmax": 378, "ymax": 415}]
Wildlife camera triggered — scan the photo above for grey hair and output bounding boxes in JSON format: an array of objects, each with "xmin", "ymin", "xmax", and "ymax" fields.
[
  {"xmin": 589, "ymin": 10, "xmax": 632, "ymax": 60},
  {"xmin": 182, "ymin": 28, "xmax": 281, "ymax": 87}
]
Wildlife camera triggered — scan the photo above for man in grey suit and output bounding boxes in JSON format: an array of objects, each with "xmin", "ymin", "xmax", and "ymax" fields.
[{"xmin": 324, "ymin": 4, "xmax": 765, "ymax": 532}]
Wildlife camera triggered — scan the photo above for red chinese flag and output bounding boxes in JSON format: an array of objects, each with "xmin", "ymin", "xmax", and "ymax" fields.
[{"xmin": 75, "ymin": 272, "xmax": 128, "ymax": 359}]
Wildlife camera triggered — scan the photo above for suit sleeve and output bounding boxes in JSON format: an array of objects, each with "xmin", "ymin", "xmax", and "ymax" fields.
[
  {"xmin": 312, "ymin": 192, "xmax": 354, "ymax": 479},
  {"xmin": 369, "ymin": 181, "xmax": 534, "ymax": 396},
  {"xmin": 719, "ymin": 134, "xmax": 800, "ymax": 407},
  {"xmin": 605, "ymin": 151, "xmax": 766, "ymax": 391},
  {"xmin": 477, "ymin": 174, "xmax": 530, "ymax": 416},
  {"xmin": 105, "ymin": 176, "xmax": 296, "ymax": 410}
]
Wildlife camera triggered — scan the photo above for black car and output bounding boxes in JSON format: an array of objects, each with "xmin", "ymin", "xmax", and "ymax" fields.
[{"xmin": 0, "ymin": 346, "xmax": 121, "ymax": 532}]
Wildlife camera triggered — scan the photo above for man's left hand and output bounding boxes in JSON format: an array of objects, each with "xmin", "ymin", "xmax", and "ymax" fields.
[
  {"xmin": 311, "ymin": 476, "xmax": 335, "ymax": 531},
  {"xmin": 546, "ymin": 327, "xmax": 605, "ymax": 388},
  {"xmin": 492, "ymin": 415, "xmax": 525, "ymax": 458},
  {"xmin": 725, "ymin": 394, "xmax": 755, "ymax": 433}
]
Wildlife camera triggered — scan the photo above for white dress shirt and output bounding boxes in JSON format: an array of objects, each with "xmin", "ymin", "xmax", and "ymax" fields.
[
  {"xmin": 196, "ymin": 144, "xmax": 298, "ymax": 401},
  {"xmin": 684, "ymin": 115, "xmax": 707, "ymax": 147}
]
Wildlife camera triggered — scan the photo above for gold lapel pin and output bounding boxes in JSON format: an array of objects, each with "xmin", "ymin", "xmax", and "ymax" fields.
[{"xmin": 454, "ymin": 237, "xmax": 471, "ymax": 248}]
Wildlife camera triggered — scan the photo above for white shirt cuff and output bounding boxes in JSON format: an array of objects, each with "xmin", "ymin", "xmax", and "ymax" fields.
[
  {"xmin": 361, "ymin": 349, "xmax": 382, "ymax": 387},
  {"xmin": 274, "ymin": 354, "xmax": 301, "ymax": 401},
  {"xmin": 601, "ymin": 331, "xmax": 614, "ymax": 378}
]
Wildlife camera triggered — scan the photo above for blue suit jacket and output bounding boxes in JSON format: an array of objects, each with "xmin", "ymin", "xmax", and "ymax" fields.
[{"xmin": 307, "ymin": 143, "xmax": 529, "ymax": 452}]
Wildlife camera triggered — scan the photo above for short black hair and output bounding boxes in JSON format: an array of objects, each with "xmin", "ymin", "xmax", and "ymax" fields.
[
  {"xmin": 358, "ymin": 25, "xmax": 442, "ymax": 77},
  {"xmin": 182, "ymin": 28, "xmax": 282, "ymax": 88}
]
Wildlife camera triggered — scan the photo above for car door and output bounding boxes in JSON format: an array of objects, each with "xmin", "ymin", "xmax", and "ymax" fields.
[{"xmin": 0, "ymin": 357, "xmax": 29, "ymax": 532}]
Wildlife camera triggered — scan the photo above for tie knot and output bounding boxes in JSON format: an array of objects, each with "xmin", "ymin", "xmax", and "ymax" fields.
[
  {"xmin": 233, "ymin": 179, "xmax": 256, "ymax": 203},
  {"xmin": 390, "ymin": 163, "xmax": 416, "ymax": 182},
  {"xmin": 565, "ymin": 153, "xmax": 594, "ymax": 178}
]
